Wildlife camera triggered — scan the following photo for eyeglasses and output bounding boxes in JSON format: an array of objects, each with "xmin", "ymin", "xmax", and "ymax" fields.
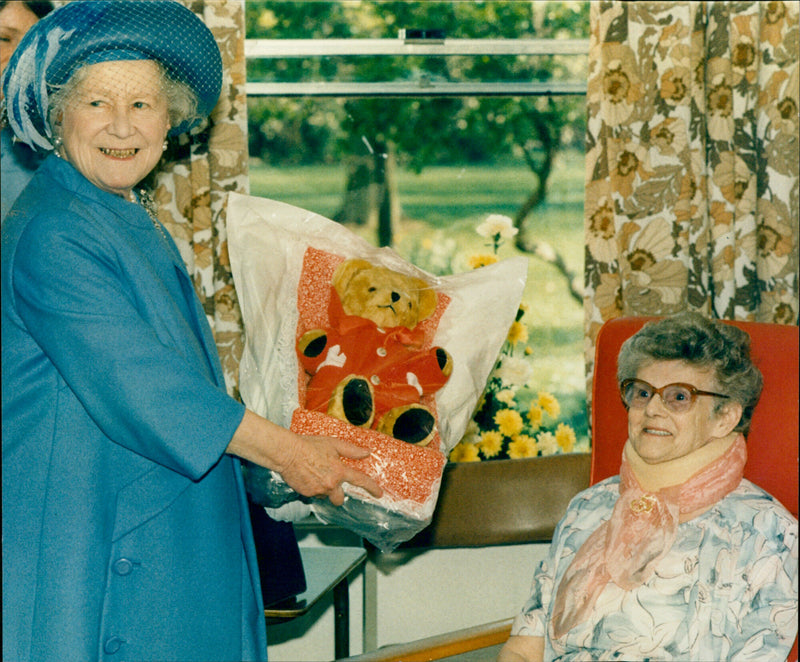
[{"xmin": 620, "ymin": 379, "xmax": 730, "ymax": 413}]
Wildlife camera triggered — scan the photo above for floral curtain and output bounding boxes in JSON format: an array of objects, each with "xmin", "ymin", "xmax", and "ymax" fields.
[
  {"xmin": 154, "ymin": 0, "xmax": 249, "ymax": 399},
  {"xmin": 584, "ymin": 1, "xmax": 799, "ymax": 412}
]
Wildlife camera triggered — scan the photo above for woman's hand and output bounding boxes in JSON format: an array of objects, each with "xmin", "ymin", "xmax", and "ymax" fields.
[
  {"xmin": 497, "ymin": 635, "xmax": 544, "ymax": 662},
  {"xmin": 226, "ymin": 409, "xmax": 382, "ymax": 506},
  {"xmin": 271, "ymin": 432, "xmax": 384, "ymax": 506}
]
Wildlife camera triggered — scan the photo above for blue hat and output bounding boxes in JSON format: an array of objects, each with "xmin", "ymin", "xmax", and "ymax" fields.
[{"xmin": 2, "ymin": 0, "xmax": 222, "ymax": 150}]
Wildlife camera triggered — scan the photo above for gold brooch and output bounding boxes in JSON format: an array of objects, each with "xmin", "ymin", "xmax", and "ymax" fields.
[{"xmin": 630, "ymin": 494, "xmax": 658, "ymax": 514}]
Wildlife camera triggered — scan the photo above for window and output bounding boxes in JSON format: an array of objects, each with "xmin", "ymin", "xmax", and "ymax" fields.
[{"xmin": 245, "ymin": 1, "xmax": 591, "ymax": 454}]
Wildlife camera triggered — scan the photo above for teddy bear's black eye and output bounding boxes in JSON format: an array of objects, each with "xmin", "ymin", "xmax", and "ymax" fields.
[{"xmin": 368, "ymin": 287, "xmax": 376, "ymax": 292}]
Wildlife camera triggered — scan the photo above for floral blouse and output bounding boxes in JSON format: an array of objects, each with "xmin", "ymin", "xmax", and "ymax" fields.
[{"xmin": 512, "ymin": 478, "xmax": 798, "ymax": 661}]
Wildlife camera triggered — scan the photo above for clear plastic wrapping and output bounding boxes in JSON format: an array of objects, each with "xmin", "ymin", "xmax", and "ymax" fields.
[{"xmin": 227, "ymin": 193, "xmax": 527, "ymax": 551}]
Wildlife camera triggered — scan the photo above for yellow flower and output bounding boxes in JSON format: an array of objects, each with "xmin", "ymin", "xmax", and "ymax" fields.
[
  {"xmin": 507, "ymin": 320, "xmax": 529, "ymax": 345},
  {"xmin": 538, "ymin": 391, "xmax": 561, "ymax": 418},
  {"xmin": 536, "ymin": 431, "xmax": 558, "ymax": 456},
  {"xmin": 494, "ymin": 408, "xmax": 524, "ymax": 437},
  {"xmin": 479, "ymin": 431, "xmax": 504, "ymax": 459},
  {"xmin": 524, "ymin": 346, "xmax": 533, "ymax": 356},
  {"xmin": 468, "ymin": 253, "xmax": 499, "ymax": 269},
  {"xmin": 450, "ymin": 441, "xmax": 480, "ymax": 463},
  {"xmin": 448, "ymin": 443, "xmax": 464, "ymax": 462},
  {"xmin": 527, "ymin": 404, "xmax": 543, "ymax": 430},
  {"xmin": 508, "ymin": 434, "xmax": 537, "ymax": 459},
  {"xmin": 555, "ymin": 423, "xmax": 576, "ymax": 453}
]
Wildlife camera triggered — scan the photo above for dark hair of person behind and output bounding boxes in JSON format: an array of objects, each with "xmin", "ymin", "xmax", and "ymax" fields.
[
  {"xmin": 28, "ymin": 1, "xmax": 54, "ymax": 19},
  {"xmin": 616, "ymin": 312, "xmax": 763, "ymax": 436},
  {"xmin": 0, "ymin": 1, "xmax": 55, "ymax": 19}
]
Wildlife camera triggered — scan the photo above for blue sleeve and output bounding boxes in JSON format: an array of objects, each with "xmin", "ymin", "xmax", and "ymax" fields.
[
  {"xmin": 510, "ymin": 541, "xmax": 558, "ymax": 638},
  {"xmin": 726, "ymin": 505, "xmax": 798, "ymax": 659}
]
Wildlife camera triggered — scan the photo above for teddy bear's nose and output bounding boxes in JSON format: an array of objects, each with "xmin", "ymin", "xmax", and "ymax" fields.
[{"xmin": 391, "ymin": 292, "xmax": 400, "ymax": 303}]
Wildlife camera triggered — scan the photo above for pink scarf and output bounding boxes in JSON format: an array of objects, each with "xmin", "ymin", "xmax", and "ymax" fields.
[{"xmin": 551, "ymin": 435, "xmax": 747, "ymax": 639}]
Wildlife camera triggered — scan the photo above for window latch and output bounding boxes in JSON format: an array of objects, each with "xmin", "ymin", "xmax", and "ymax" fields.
[{"xmin": 399, "ymin": 29, "xmax": 446, "ymax": 45}]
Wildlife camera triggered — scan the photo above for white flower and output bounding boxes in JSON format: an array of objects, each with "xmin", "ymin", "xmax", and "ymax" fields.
[
  {"xmin": 495, "ymin": 355, "xmax": 533, "ymax": 389},
  {"xmin": 496, "ymin": 388, "xmax": 517, "ymax": 405},
  {"xmin": 476, "ymin": 214, "xmax": 518, "ymax": 241},
  {"xmin": 537, "ymin": 431, "xmax": 558, "ymax": 455}
]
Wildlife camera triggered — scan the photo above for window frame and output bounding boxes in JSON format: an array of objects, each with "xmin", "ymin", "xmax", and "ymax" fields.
[{"xmin": 244, "ymin": 37, "xmax": 589, "ymax": 97}]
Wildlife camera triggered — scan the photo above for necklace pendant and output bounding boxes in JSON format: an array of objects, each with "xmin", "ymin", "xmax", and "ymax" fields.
[{"xmin": 136, "ymin": 188, "xmax": 169, "ymax": 241}]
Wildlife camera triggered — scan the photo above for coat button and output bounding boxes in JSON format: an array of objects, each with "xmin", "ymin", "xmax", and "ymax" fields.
[
  {"xmin": 113, "ymin": 558, "xmax": 135, "ymax": 576},
  {"xmin": 377, "ymin": 347, "xmax": 387, "ymax": 357},
  {"xmin": 370, "ymin": 375, "xmax": 381, "ymax": 385},
  {"xmin": 104, "ymin": 636, "xmax": 126, "ymax": 654}
]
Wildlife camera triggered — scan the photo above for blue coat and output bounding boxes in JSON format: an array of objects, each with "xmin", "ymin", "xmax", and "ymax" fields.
[{"xmin": 2, "ymin": 156, "xmax": 268, "ymax": 661}]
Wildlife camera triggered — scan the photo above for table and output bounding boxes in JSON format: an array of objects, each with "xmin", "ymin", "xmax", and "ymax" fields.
[{"xmin": 265, "ymin": 546, "xmax": 367, "ymax": 659}]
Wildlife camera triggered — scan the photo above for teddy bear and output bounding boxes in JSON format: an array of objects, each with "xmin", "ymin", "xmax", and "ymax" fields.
[{"xmin": 296, "ymin": 258, "xmax": 453, "ymax": 446}]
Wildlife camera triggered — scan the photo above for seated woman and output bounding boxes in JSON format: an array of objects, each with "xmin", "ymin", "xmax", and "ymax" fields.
[{"xmin": 499, "ymin": 313, "xmax": 798, "ymax": 661}]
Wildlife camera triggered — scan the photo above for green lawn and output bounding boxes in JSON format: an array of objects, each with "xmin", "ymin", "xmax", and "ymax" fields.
[{"xmin": 248, "ymin": 150, "xmax": 589, "ymax": 445}]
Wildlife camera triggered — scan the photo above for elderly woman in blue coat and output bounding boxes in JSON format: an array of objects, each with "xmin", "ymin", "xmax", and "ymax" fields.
[{"xmin": 1, "ymin": 2, "xmax": 380, "ymax": 660}]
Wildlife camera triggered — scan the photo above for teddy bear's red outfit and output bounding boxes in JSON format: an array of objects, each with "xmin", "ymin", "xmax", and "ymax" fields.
[{"xmin": 298, "ymin": 288, "xmax": 449, "ymax": 422}]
